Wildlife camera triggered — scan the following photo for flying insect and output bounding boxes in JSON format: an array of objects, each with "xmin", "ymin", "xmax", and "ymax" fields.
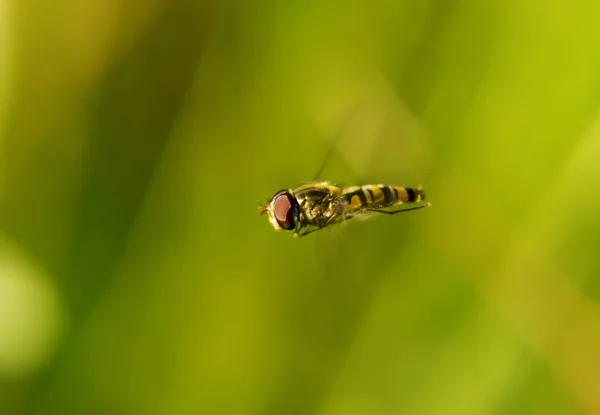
[
  {"xmin": 259, "ymin": 95, "xmax": 431, "ymax": 237},
  {"xmin": 259, "ymin": 181, "xmax": 429, "ymax": 237}
]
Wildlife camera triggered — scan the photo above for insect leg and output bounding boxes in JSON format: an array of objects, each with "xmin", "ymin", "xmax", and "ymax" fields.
[
  {"xmin": 367, "ymin": 202, "xmax": 431, "ymax": 214},
  {"xmin": 294, "ymin": 227, "xmax": 322, "ymax": 238}
]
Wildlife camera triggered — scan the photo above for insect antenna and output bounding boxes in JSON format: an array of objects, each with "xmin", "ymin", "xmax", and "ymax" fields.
[{"xmin": 257, "ymin": 202, "xmax": 268, "ymax": 216}]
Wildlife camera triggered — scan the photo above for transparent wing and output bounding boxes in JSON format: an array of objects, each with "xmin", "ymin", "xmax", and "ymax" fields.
[{"xmin": 310, "ymin": 73, "xmax": 430, "ymax": 186}]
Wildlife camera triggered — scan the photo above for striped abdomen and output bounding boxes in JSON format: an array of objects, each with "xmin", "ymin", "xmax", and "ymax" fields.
[{"xmin": 343, "ymin": 185, "xmax": 425, "ymax": 213}]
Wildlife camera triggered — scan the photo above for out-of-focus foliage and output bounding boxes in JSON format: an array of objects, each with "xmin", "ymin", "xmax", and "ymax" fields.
[{"xmin": 2, "ymin": 1, "xmax": 600, "ymax": 414}]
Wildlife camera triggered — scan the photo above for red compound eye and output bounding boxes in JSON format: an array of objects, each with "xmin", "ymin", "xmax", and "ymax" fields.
[{"xmin": 272, "ymin": 191, "xmax": 296, "ymax": 230}]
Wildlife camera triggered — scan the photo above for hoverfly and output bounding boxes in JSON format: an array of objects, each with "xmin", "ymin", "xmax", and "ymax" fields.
[
  {"xmin": 259, "ymin": 94, "xmax": 430, "ymax": 237},
  {"xmin": 259, "ymin": 182, "xmax": 430, "ymax": 238}
]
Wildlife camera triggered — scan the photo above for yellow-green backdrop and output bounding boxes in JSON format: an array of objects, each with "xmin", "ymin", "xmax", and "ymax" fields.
[{"xmin": 1, "ymin": 1, "xmax": 600, "ymax": 414}]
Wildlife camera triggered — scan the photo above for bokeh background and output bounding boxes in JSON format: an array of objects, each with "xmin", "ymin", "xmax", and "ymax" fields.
[{"xmin": 2, "ymin": 1, "xmax": 600, "ymax": 414}]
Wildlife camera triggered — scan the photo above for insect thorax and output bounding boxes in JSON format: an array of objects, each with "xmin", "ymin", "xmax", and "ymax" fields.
[{"xmin": 293, "ymin": 183, "xmax": 343, "ymax": 229}]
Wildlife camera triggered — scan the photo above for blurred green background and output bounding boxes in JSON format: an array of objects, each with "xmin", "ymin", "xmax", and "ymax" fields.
[{"xmin": 2, "ymin": 1, "xmax": 600, "ymax": 414}]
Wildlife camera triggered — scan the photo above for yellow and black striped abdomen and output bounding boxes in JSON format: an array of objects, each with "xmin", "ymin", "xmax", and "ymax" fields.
[{"xmin": 343, "ymin": 185, "xmax": 425, "ymax": 213}]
